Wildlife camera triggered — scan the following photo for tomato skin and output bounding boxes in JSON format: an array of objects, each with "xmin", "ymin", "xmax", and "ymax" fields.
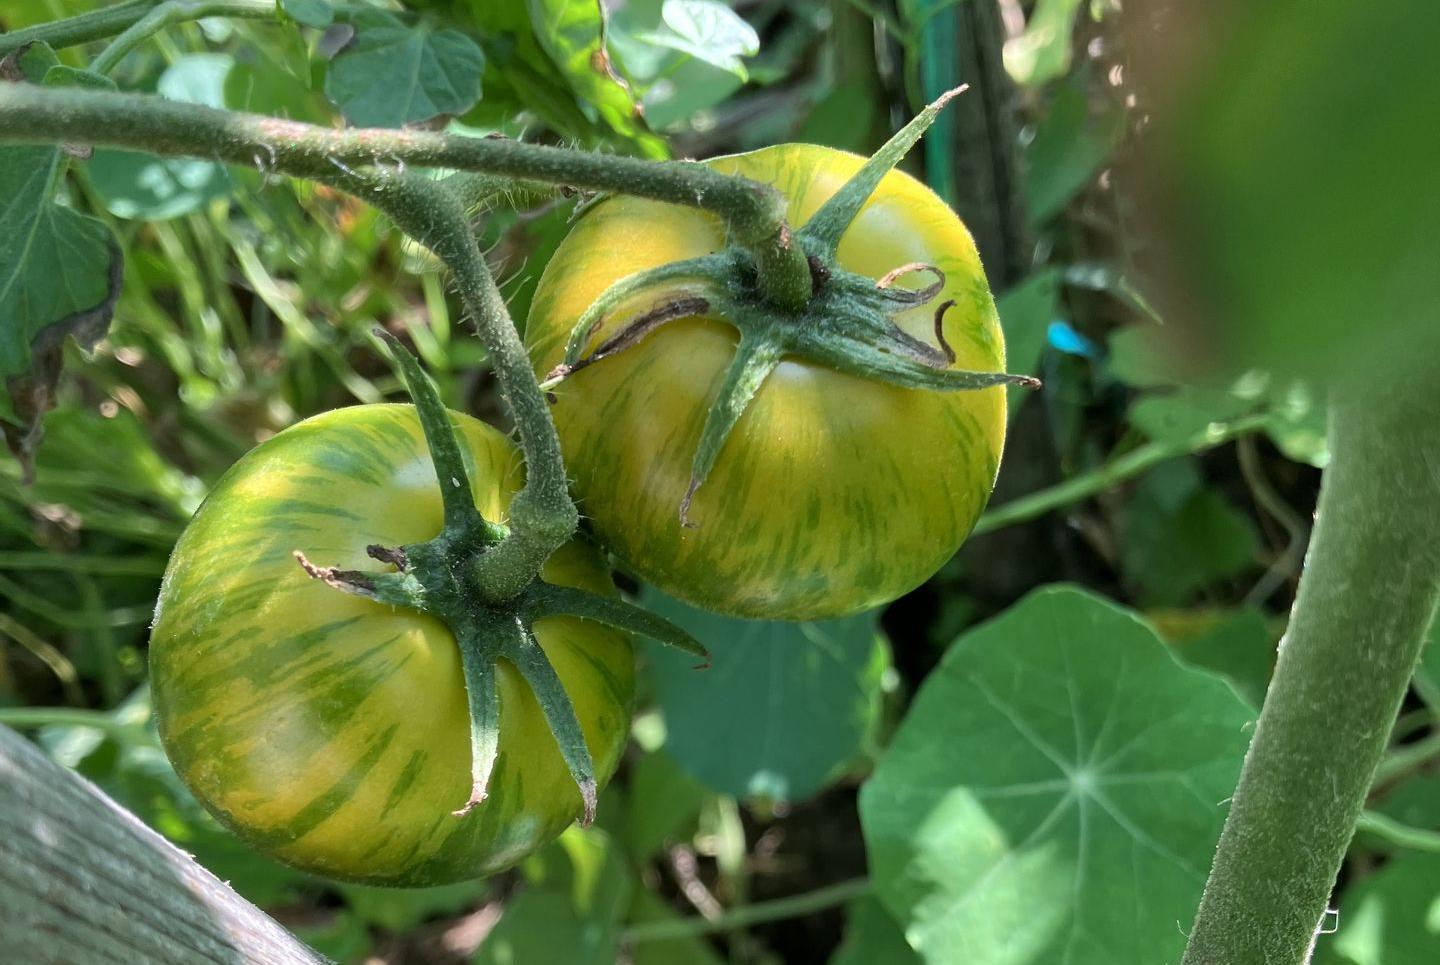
[
  {"xmin": 527, "ymin": 144, "xmax": 1008, "ymax": 620},
  {"xmin": 149, "ymin": 404, "xmax": 634, "ymax": 886}
]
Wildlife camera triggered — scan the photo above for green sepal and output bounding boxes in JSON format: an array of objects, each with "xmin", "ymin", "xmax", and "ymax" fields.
[
  {"xmin": 546, "ymin": 252, "xmax": 738, "ymax": 382},
  {"xmin": 682, "ymin": 334, "xmax": 783, "ymax": 524},
  {"xmin": 798, "ymin": 86, "xmax": 967, "ymax": 256},
  {"xmin": 375, "ymin": 328, "xmax": 501, "ymax": 541},
  {"xmin": 500, "ymin": 617, "xmax": 599, "ymax": 825},
  {"xmin": 522, "ymin": 582, "xmax": 710, "ymax": 667},
  {"xmin": 452, "ymin": 624, "xmax": 502, "ymax": 817}
]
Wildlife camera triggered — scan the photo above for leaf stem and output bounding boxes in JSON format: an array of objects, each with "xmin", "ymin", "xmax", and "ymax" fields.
[
  {"xmin": 0, "ymin": 0, "xmax": 156, "ymax": 58},
  {"xmin": 973, "ymin": 414, "xmax": 1268, "ymax": 535},
  {"xmin": 0, "ymin": 706, "xmax": 142, "ymax": 738},
  {"xmin": 0, "ymin": 83, "xmax": 810, "ymax": 311},
  {"xmin": 619, "ymin": 877, "xmax": 871, "ymax": 944},
  {"xmin": 1182, "ymin": 378, "xmax": 1440, "ymax": 965},
  {"xmin": 88, "ymin": 0, "xmax": 274, "ymax": 75}
]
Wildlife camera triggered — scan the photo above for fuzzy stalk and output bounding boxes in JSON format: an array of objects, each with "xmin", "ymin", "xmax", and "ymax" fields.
[
  {"xmin": 0, "ymin": 0, "xmax": 155, "ymax": 58},
  {"xmin": 1182, "ymin": 375, "xmax": 1440, "ymax": 965},
  {"xmin": 319, "ymin": 169, "xmax": 576, "ymax": 601},
  {"xmin": 0, "ymin": 83, "xmax": 811, "ymax": 311},
  {"xmin": 88, "ymin": 0, "xmax": 275, "ymax": 75}
]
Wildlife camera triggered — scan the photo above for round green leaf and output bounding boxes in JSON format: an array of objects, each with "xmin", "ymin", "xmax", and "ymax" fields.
[{"xmin": 860, "ymin": 585, "xmax": 1251, "ymax": 964}]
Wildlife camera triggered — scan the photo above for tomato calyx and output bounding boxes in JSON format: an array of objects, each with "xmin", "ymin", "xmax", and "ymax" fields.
[
  {"xmin": 296, "ymin": 333, "xmax": 708, "ymax": 825},
  {"xmin": 541, "ymin": 88, "xmax": 1041, "ymax": 524}
]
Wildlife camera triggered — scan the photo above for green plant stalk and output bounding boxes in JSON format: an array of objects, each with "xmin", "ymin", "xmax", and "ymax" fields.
[
  {"xmin": 973, "ymin": 414, "xmax": 1268, "ymax": 535},
  {"xmin": 0, "ymin": 84, "xmax": 811, "ymax": 311},
  {"xmin": 88, "ymin": 0, "xmax": 276, "ymax": 75},
  {"xmin": 0, "ymin": 0, "xmax": 155, "ymax": 58},
  {"xmin": 0, "ymin": 706, "xmax": 143, "ymax": 738},
  {"xmin": 619, "ymin": 877, "xmax": 871, "ymax": 944},
  {"xmin": 1182, "ymin": 379, "xmax": 1440, "ymax": 965},
  {"xmin": 320, "ymin": 169, "xmax": 576, "ymax": 600}
]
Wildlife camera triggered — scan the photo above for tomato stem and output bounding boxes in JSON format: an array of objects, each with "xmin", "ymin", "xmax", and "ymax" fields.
[
  {"xmin": 0, "ymin": 83, "xmax": 811, "ymax": 314},
  {"xmin": 1182, "ymin": 375, "xmax": 1440, "ymax": 964}
]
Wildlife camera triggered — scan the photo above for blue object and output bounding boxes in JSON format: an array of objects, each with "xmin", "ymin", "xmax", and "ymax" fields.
[{"xmin": 1046, "ymin": 320, "xmax": 1099, "ymax": 358}]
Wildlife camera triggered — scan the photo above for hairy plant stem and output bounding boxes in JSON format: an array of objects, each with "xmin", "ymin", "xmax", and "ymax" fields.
[
  {"xmin": 1182, "ymin": 377, "xmax": 1440, "ymax": 965},
  {"xmin": 319, "ymin": 168, "xmax": 575, "ymax": 600},
  {"xmin": 88, "ymin": 0, "xmax": 276, "ymax": 75},
  {"xmin": 0, "ymin": 0, "xmax": 155, "ymax": 58},
  {"xmin": 0, "ymin": 83, "xmax": 811, "ymax": 311}
]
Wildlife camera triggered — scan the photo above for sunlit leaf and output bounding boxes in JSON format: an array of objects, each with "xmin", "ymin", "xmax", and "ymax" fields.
[{"xmin": 860, "ymin": 586, "xmax": 1251, "ymax": 964}]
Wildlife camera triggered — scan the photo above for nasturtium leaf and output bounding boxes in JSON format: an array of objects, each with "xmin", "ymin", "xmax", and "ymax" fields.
[
  {"xmin": 324, "ymin": 14, "xmax": 485, "ymax": 128},
  {"xmin": 88, "ymin": 54, "xmax": 237, "ymax": 220},
  {"xmin": 642, "ymin": 588, "xmax": 888, "ymax": 802},
  {"xmin": 279, "ymin": 0, "xmax": 333, "ymax": 29},
  {"xmin": 860, "ymin": 586, "xmax": 1252, "ymax": 965},
  {"xmin": 0, "ymin": 48, "xmax": 122, "ymax": 468},
  {"xmin": 637, "ymin": 0, "xmax": 759, "ymax": 81},
  {"xmin": 1323, "ymin": 851, "xmax": 1440, "ymax": 965},
  {"xmin": 831, "ymin": 896, "xmax": 923, "ymax": 965},
  {"xmin": 526, "ymin": 0, "xmax": 666, "ymax": 158}
]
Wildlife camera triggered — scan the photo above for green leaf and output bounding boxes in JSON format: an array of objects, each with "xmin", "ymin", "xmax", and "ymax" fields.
[
  {"xmin": 279, "ymin": 0, "xmax": 333, "ymax": 29},
  {"xmin": 1128, "ymin": 387, "xmax": 1255, "ymax": 447},
  {"xmin": 621, "ymin": 748, "xmax": 709, "ymax": 860},
  {"xmin": 1121, "ymin": 461, "xmax": 1260, "ymax": 606},
  {"xmin": 1024, "ymin": 82, "xmax": 1122, "ymax": 225},
  {"xmin": 1154, "ymin": 607, "xmax": 1276, "ymax": 710},
  {"xmin": 526, "ymin": 0, "xmax": 667, "ymax": 157},
  {"xmin": 476, "ymin": 826, "xmax": 633, "ymax": 965},
  {"xmin": 636, "ymin": 0, "xmax": 759, "ymax": 80},
  {"xmin": 0, "ymin": 49, "xmax": 122, "ymax": 467},
  {"xmin": 337, "ymin": 879, "xmax": 487, "ymax": 932},
  {"xmin": 88, "ymin": 54, "xmax": 237, "ymax": 220},
  {"xmin": 830, "ymin": 896, "xmax": 922, "ymax": 965},
  {"xmin": 1003, "ymin": 0, "xmax": 1084, "ymax": 87},
  {"xmin": 642, "ymin": 588, "xmax": 888, "ymax": 802},
  {"xmin": 996, "ymin": 267, "xmax": 1060, "ymax": 415},
  {"xmin": 325, "ymin": 15, "xmax": 485, "ymax": 128},
  {"xmin": 1324, "ymin": 851, "xmax": 1440, "ymax": 965},
  {"xmin": 860, "ymin": 586, "xmax": 1252, "ymax": 965}
]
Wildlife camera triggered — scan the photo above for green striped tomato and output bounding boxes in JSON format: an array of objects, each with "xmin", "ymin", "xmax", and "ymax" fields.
[
  {"xmin": 527, "ymin": 144, "xmax": 1008, "ymax": 620},
  {"xmin": 150, "ymin": 404, "xmax": 634, "ymax": 885}
]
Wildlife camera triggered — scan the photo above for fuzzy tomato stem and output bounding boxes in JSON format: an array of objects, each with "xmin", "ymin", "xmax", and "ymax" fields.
[
  {"xmin": 320, "ymin": 169, "xmax": 576, "ymax": 601},
  {"xmin": 1182, "ymin": 374, "xmax": 1440, "ymax": 965},
  {"xmin": 0, "ymin": 84, "xmax": 811, "ymax": 313}
]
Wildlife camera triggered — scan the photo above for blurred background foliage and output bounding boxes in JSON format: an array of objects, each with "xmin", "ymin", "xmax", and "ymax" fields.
[{"xmin": 1, "ymin": 1, "xmax": 1436, "ymax": 963}]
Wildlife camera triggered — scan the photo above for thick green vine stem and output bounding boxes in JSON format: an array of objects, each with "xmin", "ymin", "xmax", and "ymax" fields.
[
  {"xmin": 1182, "ymin": 374, "xmax": 1440, "ymax": 965},
  {"xmin": 0, "ymin": 82, "xmax": 810, "ymax": 313},
  {"xmin": 298, "ymin": 331, "xmax": 708, "ymax": 822}
]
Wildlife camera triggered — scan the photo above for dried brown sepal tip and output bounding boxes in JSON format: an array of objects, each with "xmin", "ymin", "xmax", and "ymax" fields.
[
  {"xmin": 578, "ymin": 777, "xmax": 598, "ymax": 827},
  {"xmin": 451, "ymin": 785, "xmax": 486, "ymax": 818},
  {"xmin": 294, "ymin": 551, "xmax": 375, "ymax": 595}
]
